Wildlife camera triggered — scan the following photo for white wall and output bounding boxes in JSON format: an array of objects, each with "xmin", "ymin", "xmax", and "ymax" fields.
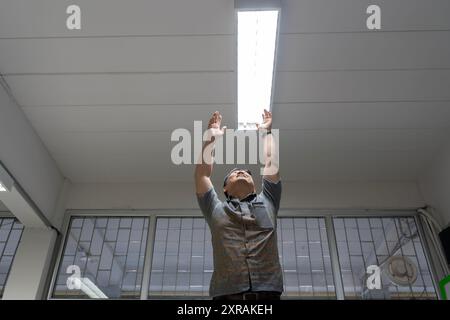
[
  {"xmin": 2, "ymin": 227, "xmax": 58, "ymax": 300},
  {"xmin": 67, "ymin": 181, "xmax": 425, "ymax": 210},
  {"xmin": 419, "ymin": 140, "xmax": 450, "ymax": 226}
]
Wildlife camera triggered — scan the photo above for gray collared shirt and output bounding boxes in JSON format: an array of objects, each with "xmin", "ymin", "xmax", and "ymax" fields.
[{"xmin": 197, "ymin": 178, "xmax": 283, "ymax": 297}]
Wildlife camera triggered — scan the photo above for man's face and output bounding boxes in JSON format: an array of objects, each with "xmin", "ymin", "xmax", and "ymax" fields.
[{"xmin": 224, "ymin": 169, "xmax": 255, "ymax": 197}]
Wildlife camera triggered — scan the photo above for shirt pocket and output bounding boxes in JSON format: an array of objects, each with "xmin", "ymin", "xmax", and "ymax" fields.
[{"xmin": 251, "ymin": 202, "xmax": 273, "ymax": 229}]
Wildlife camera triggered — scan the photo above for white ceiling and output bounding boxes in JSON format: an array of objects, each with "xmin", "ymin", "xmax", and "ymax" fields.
[{"xmin": 1, "ymin": 0, "xmax": 449, "ymax": 183}]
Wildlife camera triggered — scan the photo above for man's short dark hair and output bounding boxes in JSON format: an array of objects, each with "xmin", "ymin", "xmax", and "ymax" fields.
[{"xmin": 223, "ymin": 168, "xmax": 252, "ymax": 199}]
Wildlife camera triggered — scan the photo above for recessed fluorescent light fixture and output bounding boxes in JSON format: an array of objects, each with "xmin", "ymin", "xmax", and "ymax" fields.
[{"xmin": 236, "ymin": 0, "xmax": 281, "ymax": 130}]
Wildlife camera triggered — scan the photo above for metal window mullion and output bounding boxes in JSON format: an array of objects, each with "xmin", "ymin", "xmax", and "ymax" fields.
[
  {"xmin": 159, "ymin": 219, "xmax": 170, "ymax": 297},
  {"xmin": 173, "ymin": 218, "xmax": 182, "ymax": 296},
  {"xmin": 291, "ymin": 218, "xmax": 301, "ymax": 297},
  {"xmin": 202, "ymin": 219, "xmax": 207, "ymax": 296},
  {"xmin": 131, "ymin": 218, "xmax": 145, "ymax": 297},
  {"xmin": 414, "ymin": 216, "xmax": 441, "ymax": 299},
  {"xmin": 306, "ymin": 220, "xmax": 317, "ymax": 297},
  {"xmin": 140, "ymin": 215, "xmax": 156, "ymax": 300},
  {"xmin": 278, "ymin": 219, "xmax": 284, "ymax": 295},
  {"xmin": 317, "ymin": 218, "xmax": 330, "ymax": 299},
  {"xmin": 325, "ymin": 216, "xmax": 345, "ymax": 300},
  {"xmin": 188, "ymin": 218, "xmax": 195, "ymax": 296},
  {"xmin": 342, "ymin": 219, "xmax": 358, "ymax": 298}
]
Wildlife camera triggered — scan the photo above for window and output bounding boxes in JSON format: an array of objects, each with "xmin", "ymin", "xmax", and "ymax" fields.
[
  {"xmin": 50, "ymin": 212, "xmax": 440, "ymax": 300},
  {"xmin": 52, "ymin": 216, "xmax": 149, "ymax": 299},
  {"xmin": 0, "ymin": 217, "xmax": 24, "ymax": 298},
  {"xmin": 333, "ymin": 217, "xmax": 437, "ymax": 299},
  {"xmin": 278, "ymin": 217, "xmax": 335, "ymax": 299},
  {"xmin": 148, "ymin": 217, "xmax": 335, "ymax": 299},
  {"xmin": 149, "ymin": 218, "xmax": 211, "ymax": 298}
]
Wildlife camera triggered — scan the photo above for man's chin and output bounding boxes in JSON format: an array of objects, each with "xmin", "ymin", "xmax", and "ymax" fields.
[{"xmin": 235, "ymin": 178, "xmax": 251, "ymax": 185}]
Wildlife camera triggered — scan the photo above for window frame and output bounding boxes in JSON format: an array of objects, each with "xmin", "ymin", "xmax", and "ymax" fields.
[
  {"xmin": 0, "ymin": 211, "xmax": 24, "ymax": 299},
  {"xmin": 47, "ymin": 209, "xmax": 441, "ymax": 300}
]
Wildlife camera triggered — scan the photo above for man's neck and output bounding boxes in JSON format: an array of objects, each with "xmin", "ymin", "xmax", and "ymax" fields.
[{"xmin": 232, "ymin": 191, "xmax": 255, "ymax": 201}]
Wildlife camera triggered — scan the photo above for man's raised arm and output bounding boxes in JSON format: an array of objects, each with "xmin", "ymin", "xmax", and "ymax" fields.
[
  {"xmin": 194, "ymin": 111, "xmax": 226, "ymax": 195},
  {"xmin": 257, "ymin": 109, "xmax": 280, "ymax": 183}
]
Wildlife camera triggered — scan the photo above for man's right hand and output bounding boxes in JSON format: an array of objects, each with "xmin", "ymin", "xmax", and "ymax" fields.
[{"xmin": 206, "ymin": 111, "xmax": 227, "ymax": 141}]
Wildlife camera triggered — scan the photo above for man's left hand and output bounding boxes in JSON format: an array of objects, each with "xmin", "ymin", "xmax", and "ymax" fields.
[{"xmin": 256, "ymin": 109, "xmax": 272, "ymax": 131}]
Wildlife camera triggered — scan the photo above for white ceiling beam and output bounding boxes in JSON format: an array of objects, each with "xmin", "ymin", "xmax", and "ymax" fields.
[{"xmin": 0, "ymin": 162, "xmax": 52, "ymax": 228}]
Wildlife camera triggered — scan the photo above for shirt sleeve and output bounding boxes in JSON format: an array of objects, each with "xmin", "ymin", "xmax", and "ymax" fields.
[
  {"xmin": 261, "ymin": 178, "xmax": 282, "ymax": 212},
  {"xmin": 196, "ymin": 187, "xmax": 221, "ymax": 220}
]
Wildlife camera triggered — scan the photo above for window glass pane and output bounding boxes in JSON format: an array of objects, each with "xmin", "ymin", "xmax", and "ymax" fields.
[
  {"xmin": 52, "ymin": 216, "xmax": 149, "ymax": 299},
  {"xmin": 333, "ymin": 217, "xmax": 437, "ymax": 300},
  {"xmin": 279, "ymin": 218, "xmax": 335, "ymax": 299},
  {"xmin": 0, "ymin": 217, "xmax": 24, "ymax": 298},
  {"xmin": 149, "ymin": 217, "xmax": 209, "ymax": 298}
]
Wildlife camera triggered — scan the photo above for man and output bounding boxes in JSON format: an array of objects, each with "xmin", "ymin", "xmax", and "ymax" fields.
[{"xmin": 195, "ymin": 110, "xmax": 283, "ymax": 300}]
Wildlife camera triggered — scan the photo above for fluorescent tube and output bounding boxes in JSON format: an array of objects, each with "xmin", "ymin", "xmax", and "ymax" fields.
[{"xmin": 237, "ymin": 10, "xmax": 279, "ymax": 130}]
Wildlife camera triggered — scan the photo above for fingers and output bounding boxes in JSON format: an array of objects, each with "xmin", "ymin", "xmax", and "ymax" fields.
[
  {"xmin": 208, "ymin": 115, "xmax": 215, "ymax": 126},
  {"xmin": 209, "ymin": 111, "xmax": 222, "ymax": 124},
  {"xmin": 263, "ymin": 109, "xmax": 272, "ymax": 118},
  {"xmin": 261, "ymin": 109, "xmax": 272, "ymax": 122},
  {"xmin": 208, "ymin": 111, "xmax": 224, "ymax": 130}
]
